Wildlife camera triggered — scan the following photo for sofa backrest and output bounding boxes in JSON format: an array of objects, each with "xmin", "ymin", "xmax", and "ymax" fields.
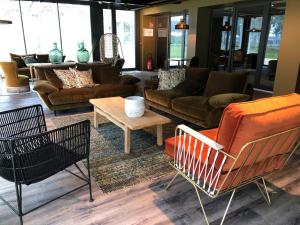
[
  {"xmin": 34, "ymin": 64, "xmax": 75, "ymax": 80},
  {"xmin": 203, "ymin": 71, "xmax": 249, "ymax": 97},
  {"xmin": 76, "ymin": 62, "xmax": 120, "ymax": 84},
  {"xmin": 216, "ymin": 93, "xmax": 300, "ymax": 171},
  {"xmin": 185, "ymin": 68, "xmax": 209, "ymax": 83}
]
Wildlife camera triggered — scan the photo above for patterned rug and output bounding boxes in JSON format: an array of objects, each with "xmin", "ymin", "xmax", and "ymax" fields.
[{"xmin": 50, "ymin": 112, "xmax": 176, "ymax": 193}]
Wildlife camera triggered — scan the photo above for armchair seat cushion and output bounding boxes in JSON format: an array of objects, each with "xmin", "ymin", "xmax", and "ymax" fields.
[
  {"xmin": 145, "ymin": 89, "xmax": 186, "ymax": 108},
  {"xmin": 48, "ymin": 88, "xmax": 95, "ymax": 106},
  {"xmin": 171, "ymin": 96, "xmax": 210, "ymax": 120}
]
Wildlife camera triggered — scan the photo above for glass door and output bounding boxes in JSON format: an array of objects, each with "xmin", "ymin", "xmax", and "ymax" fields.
[{"xmin": 169, "ymin": 15, "xmax": 187, "ymax": 67}]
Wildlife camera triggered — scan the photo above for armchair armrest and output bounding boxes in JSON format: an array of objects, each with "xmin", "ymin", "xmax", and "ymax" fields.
[
  {"xmin": 33, "ymin": 80, "xmax": 59, "ymax": 94},
  {"xmin": 208, "ymin": 93, "xmax": 250, "ymax": 109}
]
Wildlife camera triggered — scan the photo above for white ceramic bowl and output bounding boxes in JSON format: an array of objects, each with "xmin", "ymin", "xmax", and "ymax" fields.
[{"xmin": 125, "ymin": 96, "xmax": 145, "ymax": 118}]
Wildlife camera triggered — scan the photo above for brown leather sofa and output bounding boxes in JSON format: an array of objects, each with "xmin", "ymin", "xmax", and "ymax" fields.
[
  {"xmin": 33, "ymin": 62, "xmax": 138, "ymax": 114},
  {"xmin": 144, "ymin": 68, "xmax": 251, "ymax": 128}
]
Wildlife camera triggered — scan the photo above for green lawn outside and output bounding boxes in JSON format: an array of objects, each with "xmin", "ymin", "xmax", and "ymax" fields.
[{"xmin": 170, "ymin": 44, "xmax": 182, "ymax": 58}]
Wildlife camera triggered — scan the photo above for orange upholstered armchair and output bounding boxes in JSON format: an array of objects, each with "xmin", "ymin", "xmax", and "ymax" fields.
[
  {"xmin": 165, "ymin": 93, "xmax": 300, "ymax": 225},
  {"xmin": 0, "ymin": 61, "xmax": 30, "ymax": 93}
]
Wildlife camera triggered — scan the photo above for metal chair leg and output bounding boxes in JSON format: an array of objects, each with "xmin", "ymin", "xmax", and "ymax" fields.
[
  {"xmin": 194, "ymin": 185, "xmax": 236, "ymax": 225},
  {"xmin": 255, "ymin": 178, "xmax": 271, "ymax": 206},
  {"xmin": 165, "ymin": 172, "xmax": 180, "ymax": 190},
  {"xmin": 86, "ymin": 156, "xmax": 93, "ymax": 202},
  {"xmin": 15, "ymin": 183, "xmax": 23, "ymax": 225}
]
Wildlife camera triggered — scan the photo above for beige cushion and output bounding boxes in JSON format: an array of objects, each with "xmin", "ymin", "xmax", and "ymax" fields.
[
  {"xmin": 157, "ymin": 69, "xmax": 185, "ymax": 90},
  {"xmin": 70, "ymin": 68, "xmax": 96, "ymax": 88},
  {"xmin": 53, "ymin": 69, "xmax": 77, "ymax": 88}
]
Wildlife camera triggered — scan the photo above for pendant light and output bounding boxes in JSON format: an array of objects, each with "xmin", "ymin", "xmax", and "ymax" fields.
[
  {"xmin": 0, "ymin": 20, "xmax": 12, "ymax": 24},
  {"xmin": 175, "ymin": 19, "xmax": 189, "ymax": 30}
]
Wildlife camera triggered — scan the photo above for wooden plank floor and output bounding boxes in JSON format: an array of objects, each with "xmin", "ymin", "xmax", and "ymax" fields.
[{"xmin": 0, "ymin": 86, "xmax": 299, "ymax": 225}]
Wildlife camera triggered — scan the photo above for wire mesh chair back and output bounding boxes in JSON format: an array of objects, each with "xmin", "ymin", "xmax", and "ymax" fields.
[
  {"xmin": 172, "ymin": 125, "xmax": 300, "ymax": 198},
  {"xmin": 0, "ymin": 105, "xmax": 90, "ymax": 185},
  {"xmin": 99, "ymin": 33, "xmax": 124, "ymax": 65},
  {"xmin": 0, "ymin": 105, "xmax": 46, "ymax": 138}
]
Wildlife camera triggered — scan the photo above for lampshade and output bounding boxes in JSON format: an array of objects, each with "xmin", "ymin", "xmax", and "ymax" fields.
[
  {"xmin": 175, "ymin": 19, "xmax": 189, "ymax": 30},
  {"xmin": 0, "ymin": 20, "xmax": 12, "ymax": 24}
]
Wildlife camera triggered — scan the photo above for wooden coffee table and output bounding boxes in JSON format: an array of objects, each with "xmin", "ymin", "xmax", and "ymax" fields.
[{"xmin": 89, "ymin": 97, "xmax": 171, "ymax": 154}]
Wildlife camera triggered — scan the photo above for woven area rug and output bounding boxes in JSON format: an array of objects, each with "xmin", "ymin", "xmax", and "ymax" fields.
[{"xmin": 50, "ymin": 112, "xmax": 176, "ymax": 193}]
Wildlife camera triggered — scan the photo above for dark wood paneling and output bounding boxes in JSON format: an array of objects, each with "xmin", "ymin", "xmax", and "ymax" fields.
[{"xmin": 90, "ymin": 2, "xmax": 103, "ymax": 61}]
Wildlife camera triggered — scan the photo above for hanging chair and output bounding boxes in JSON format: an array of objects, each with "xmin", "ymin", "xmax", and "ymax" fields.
[{"xmin": 99, "ymin": 33, "xmax": 124, "ymax": 66}]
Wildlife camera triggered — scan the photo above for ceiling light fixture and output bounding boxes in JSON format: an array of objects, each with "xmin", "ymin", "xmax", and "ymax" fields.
[{"xmin": 175, "ymin": 19, "xmax": 189, "ymax": 30}]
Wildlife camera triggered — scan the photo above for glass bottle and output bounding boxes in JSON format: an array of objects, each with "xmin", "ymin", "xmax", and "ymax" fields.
[
  {"xmin": 77, "ymin": 42, "xmax": 90, "ymax": 63},
  {"xmin": 49, "ymin": 42, "xmax": 63, "ymax": 64}
]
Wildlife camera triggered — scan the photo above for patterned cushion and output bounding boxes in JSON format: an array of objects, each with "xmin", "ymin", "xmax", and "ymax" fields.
[
  {"xmin": 157, "ymin": 69, "xmax": 185, "ymax": 90},
  {"xmin": 53, "ymin": 69, "xmax": 77, "ymax": 88},
  {"xmin": 70, "ymin": 68, "xmax": 96, "ymax": 88}
]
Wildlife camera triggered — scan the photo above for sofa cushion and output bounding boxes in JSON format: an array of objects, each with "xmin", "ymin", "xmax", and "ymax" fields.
[
  {"xmin": 185, "ymin": 68, "xmax": 209, "ymax": 82},
  {"xmin": 217, "ymin": 93, "xmax": 300, "ymax": 171},
  {"xmin": 36, "ymin": 54, "xmax": 49, "ymax": 63},
  {"xmin": 22, "ymin": 55, "xmax": 38, "ymax": 65},
  {"xmin": 48, "ymin": 88, "xmax": 95, "ymax": 106},
  {"xmin": 53, "ymin": 69, "xmax": 77, "ymax": 88},
  {"xmin": 204, "ymin": 71, "xmax": 249, "ymax": 97},
  {"xmin": 10, "ymin": 53, "xmax": 36, "ymax": 68},
  {"xmin": 76, "ymin": 63, "xmax": 120, "ymax": 84},
  {"xmin": 44, "ymin": 69, "xmax": 64, "ymax": 89},
  {"xmin": 171, "ymin": 96, "xmax": 210, "ymax": 120},
  {"xmin": 93, "ymin": 84, "xmax": 135, "ymax": 98},
  {"xmin": 33, "ymin": 80, "xmax": 59, "ymax": 94},
  {"xmin": 145, "ymin": 89, "xmax": 186, "ymax": 108},
  {"xmin": 119, "ymin": 75, "xmax": 140, "ymax": 85},
  {"xmin": 172, "ymin": 77, "xmax": 206, "ymax": 95},
  {"xmin": 157, "ymin": 69, "xmax": 185, "ymax": 90},
  {"xmin": 208, "ymin": 93, "xmax": 251, "ymax": 109}
]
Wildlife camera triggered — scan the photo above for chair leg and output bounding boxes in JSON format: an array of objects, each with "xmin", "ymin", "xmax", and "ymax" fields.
[
  {"xmin": 165, "ymin": 172, "xmax": 180, "ymax": 190},
  {"xmin": 15, "ymin": 183, "xmax": 23, "ymax": 225},
  {"xmin": 255, "ymin": 178, "xmax": 271, "ymax": 206},
  {"xmin": 86, "ymin": 156, "xmax": 93, "ymax": 202},
  {"xmin": 194, "ymin": 184, "xmax": 236, "ymax": 225}
]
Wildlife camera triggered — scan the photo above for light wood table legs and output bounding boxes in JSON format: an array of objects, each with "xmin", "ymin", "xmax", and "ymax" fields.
[
  {"xmin": 157, "ymin": 125, "xmax": 163, "ymax": 146},
  {"xmin": 124, "ymin": 127, "xmax": 131, "ymax": 154},
  {"xmin": 94, "ymin": 107, "xmax": 98, "ymax": 129}
]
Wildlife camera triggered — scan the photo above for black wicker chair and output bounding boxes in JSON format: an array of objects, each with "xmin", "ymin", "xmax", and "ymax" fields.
[{"xmin": 0, "ymin": 105, "xmax": 93, "ymax": 225}]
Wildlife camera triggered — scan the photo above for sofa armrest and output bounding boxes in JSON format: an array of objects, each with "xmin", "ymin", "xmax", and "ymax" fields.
[
  {"xmin": 208, "ymin": 93, "xmax": 251, "ymax": 109},
  {"xmin": 33, "ymin": 80, "xmax": 59, "ymax": 94}
]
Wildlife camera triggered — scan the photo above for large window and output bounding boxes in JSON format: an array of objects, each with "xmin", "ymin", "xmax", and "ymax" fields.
[
  {"xmin": 116, "ymin": 10, "xmax": 135, "ymax": 68},
  {"xmin": 103, "ymin": 9, "xmax": 112, "ymax": 34},
  {"xmin": 59, "ymin": 4, "xmax": 92, "ymax": 61},
  {"xmin": 264, "ymin": 15, "xmax": 284, "ymax": 64},
  {"xmin": 21, "ymin": 1, "xmax": 61, "ymax": 54},
  {"xmin": 247, "ymin": 17, "xmax": 263, "ymax": 53},
  {"xmin": 0, "ymin": 0, "xmax": 25, "ymax": 60}
]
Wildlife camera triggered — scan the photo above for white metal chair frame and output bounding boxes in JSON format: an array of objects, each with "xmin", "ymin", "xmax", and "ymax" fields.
[{"xmin": 166, "ymin": 124, "xmax": 300, "ymax": 225}]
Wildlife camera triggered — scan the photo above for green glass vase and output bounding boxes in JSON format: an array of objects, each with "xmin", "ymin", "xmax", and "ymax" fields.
[
  {"xmin": 77, "ymin": 42, "xmax": 90, "ymax": 63},
  {"xmin": 49, "ymin": 42, "xmax": 63, "ymax": 64}
]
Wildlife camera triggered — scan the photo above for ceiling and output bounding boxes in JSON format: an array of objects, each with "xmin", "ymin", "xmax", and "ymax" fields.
[{"xmin": 32, "ymin": 0, "xmax": 184, "ymax": 10}]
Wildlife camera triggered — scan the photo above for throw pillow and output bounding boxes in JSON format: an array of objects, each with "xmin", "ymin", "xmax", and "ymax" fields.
[
  {"xmin": 53, "ymin": 69, "xmax": 77, "ymax": 88},
  {"xmin": 69, "ymin": 68, "xmax": 96, "ymax": 88},
  {"xmin": 119, "ymin": 75, "xmax": 140, "ymax": 85},
  {"xmin": 10, "ymin": 53, "xmax": 26, "ymax": 68},
  {"xmin": 172, "ymin": 77, "xmax": 206, "ymax": 95},
  {"xmin": 44, "ymin": 69, "xmax": 64, "ymax": 89},
  {"xmin": 22, "ymin": 55, "xmax": 38, "ymax": 65},
  {"xmin": 157, "ymin": 69, "xmax": 185, "ymax": 90},
  {"xmin": 36, "ymin": 54, "xmax": 49, "ymax": 63}
]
